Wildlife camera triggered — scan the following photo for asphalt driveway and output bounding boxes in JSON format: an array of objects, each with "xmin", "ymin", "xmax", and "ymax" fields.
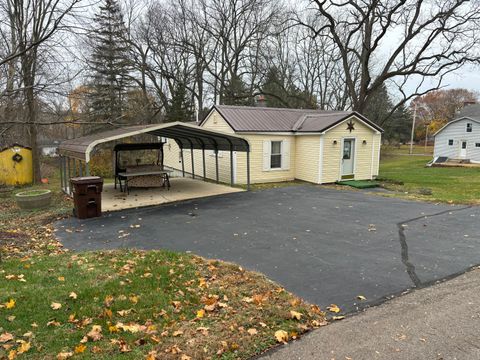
[{"xmin": 56, "ymin": 185, "xmax": 480, "ymax": 313}]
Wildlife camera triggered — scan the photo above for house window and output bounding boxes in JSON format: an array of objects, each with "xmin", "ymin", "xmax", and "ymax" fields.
[
  {"xmin": 270, "ymin": 141, "xmax": 282, "ymax": 169},
  {"xmin": 448, "ymin": 139, "xmax": 454, "ymax": 146},
  {"xmin": 467, "ymin": 123, "xmax": 473, "ymax": 132},
  {"xmin": 476, "ymin": 143, "xmax": 480, "ymax": 148}
]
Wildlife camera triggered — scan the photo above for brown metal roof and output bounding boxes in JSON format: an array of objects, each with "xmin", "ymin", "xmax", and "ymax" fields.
[
  {"xmin": 208, "ymin": 105, "xmax": 383, "ymax": 133},
  {"xmin": 59, "ymin": 122, "xmax": 250, "ymax": 162}
]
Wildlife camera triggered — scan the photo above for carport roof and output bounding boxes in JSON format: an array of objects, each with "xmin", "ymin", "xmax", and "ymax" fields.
[{"xmin": 58, "ymin": 122, "xmax": 249, "ymax": 162}]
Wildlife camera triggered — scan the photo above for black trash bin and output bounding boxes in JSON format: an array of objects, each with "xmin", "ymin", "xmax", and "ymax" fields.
[{"xmin": 70, "ymin": 176, "xmax": 103, "ymax": 219}]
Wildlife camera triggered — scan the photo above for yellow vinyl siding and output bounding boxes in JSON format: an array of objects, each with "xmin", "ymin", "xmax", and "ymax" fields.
[
  {"xmin": 163, "ymin": 111, "xmax": 381, "ymax": 186},
  {"xmin": 295, "ymin": 136, "xmax": 320, "ymax": 183},
  {"xmin": 202, "ymin": 110, "xmax": 235, "ymax": 133},
  {"xmin": 321, "ymin": 116, "xmax": 380, "ymax": 183},
  {"xmin": 163, "ymin": 110, "xmax": 235, "ymax": 183},
  {"xmin": 235, "ymin": 134, "xmax": 295, "ymax": 184}
]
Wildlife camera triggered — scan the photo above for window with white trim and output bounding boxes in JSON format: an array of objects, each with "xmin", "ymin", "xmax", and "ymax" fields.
[
  {"xmin": 270, "ymin": 141, "xmax": 282, "ymax": 169},
  {"xmin": 448, "ymin": 139, "xmax": 454, "ymax": 146},
  {"xmin": 263, "ymin": 139, "xmax": 290, "ymax": 171},
  {"xmin": 467, "ymin": 123, "xmax": 473, "ymax": 132}
]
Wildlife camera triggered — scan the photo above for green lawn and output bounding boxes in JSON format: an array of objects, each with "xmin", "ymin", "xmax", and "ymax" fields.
[
  {"xmin": 379, "ymin": 155, "xmax": 480, "ymax": 204},
  {"xmin": 0, "ymin": 251, "xmax": 325, "ymax": 359},
  {"xmin": 1, "ymin": 160, "xmax": 327, "ymax": 359}
]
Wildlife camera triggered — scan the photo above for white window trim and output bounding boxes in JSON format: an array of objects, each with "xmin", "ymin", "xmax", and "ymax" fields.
[
  {"xmin": 270, "ymin": 141, "xmax": 283, "ymax": 170},
  {"xmin": 263, "ymin": 139, "xmax": 290, "ymax": 172}
]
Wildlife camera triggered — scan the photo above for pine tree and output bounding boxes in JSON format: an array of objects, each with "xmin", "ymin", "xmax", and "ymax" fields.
[
  {"xmin": 165, "ymin": 82, "xmax": 194, "ymax": 122},
  {"xmin": 364, "ymin": 84, "xmax": 412, "ymax": 143},
  {"xmin": 222, "ymin": 74, "xmax": 253, "ymax": 106},
  {"xmin": 89, "ymin": 0, "xmax": 131, "ymax": 124},
  {"xmin": 262, "ymin": 67, "xmax": 316, "ymax": 109}
]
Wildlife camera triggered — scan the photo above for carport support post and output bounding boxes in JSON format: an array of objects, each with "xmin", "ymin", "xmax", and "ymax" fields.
[
  {"xmin": 79, "ymin": 160, "xmax": 83, "ymax": 176},
  {"xmin": 190, "ymin": 144, "xmax": 195, "ymax": 179},
  {"xmin": 215, "ymin": 149, "xmax": 219, "ymax": 183},
  {"xmin": 85, "ymin": 162, "xmax": 90, "ymax": 176},
  {"xmin": 202, "ymin": 147, "xmax": 206, "ymax": 180},
  {"xmin": 229, "ymin": 145, "xmax": 234, "ymax": 186},
  {"xmin": 66, "ymin": 157, "xmax": 71, "ymax": 195},
  {"xmin": 180, "ymin": 148, "xmax": 185, "ymax": 177},
  {"xmin": 59, "ymin": 156, "xmax": 64, "ymax": 192},
  {"xmin": 246, "ymin": 149, "xmax": 250, "ymax": 191}
]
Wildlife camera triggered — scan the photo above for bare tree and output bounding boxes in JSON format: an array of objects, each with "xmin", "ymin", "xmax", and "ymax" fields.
[
  {"xmin": 0, "ymin": 0, "xmax": 83, "ymax": 182},
  {"xmin": 303, "ymin": 0, "xmax": 480, "ymax": 120}
]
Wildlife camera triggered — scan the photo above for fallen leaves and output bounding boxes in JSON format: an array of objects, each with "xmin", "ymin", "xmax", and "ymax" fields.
[
  {"xmin": 326, "ymin": 304, "xmax": 341, "ymax": 313},
  {"xmin": 86, "ymin": 325, "xmax": 103, "ymax": 342},
  {"xmin": 5, "ymin": 299, "xmax": 16, "ymax": 309},
  {"xmin": 5, "ymin": 274, "xmax": 26, "ymax": 282},
  {"xmin": 0, "ymin": 332, "xmax": 14, "ymax": 343},
  {"xmin": 290, "ymin": 310, "xmax": 303, "ymax": 320},
  {"xmin": 274, "ymin": 330, "xmax": 289, "ymax": 343},
  {"xmin": 50, "ymin": 302, "xmax": 62, "ymax": 310},
  {"xmin": 56, "ymin": 351, "xmax": 73, "ymax": 359},
  {"xmin": 357, "ymin": 295, "xmax": 367, "ymax": 301},
  {"xmin": 74, "ymin": 344, "xmax": 87, "ymax": 353},
  {"xmin": 0, "ymin": 250, "xmax": 328, "ymax": 359},
  {"xmin": 17, "ymin": 341, "xmax": 31, "ymax": 354}
]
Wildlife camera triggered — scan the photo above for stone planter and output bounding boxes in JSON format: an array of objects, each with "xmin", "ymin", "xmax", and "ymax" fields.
[{"xmin": 15, "ymin": 189, "xmax": 52, "ymax": 210}]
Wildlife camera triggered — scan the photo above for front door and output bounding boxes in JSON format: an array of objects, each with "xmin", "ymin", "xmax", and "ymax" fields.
[
  {"xmin": 459, "ymin": 141, "xmax": 467, "ymax": 158},
  {"xmin": 341, "ymin": 139, "xmax": 355, "ymax": 178}
]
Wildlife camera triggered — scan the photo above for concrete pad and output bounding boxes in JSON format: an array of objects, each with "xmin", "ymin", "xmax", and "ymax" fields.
[{"xmin": 101, "ymin": 177, "xmax": 243, "ymax": 212}]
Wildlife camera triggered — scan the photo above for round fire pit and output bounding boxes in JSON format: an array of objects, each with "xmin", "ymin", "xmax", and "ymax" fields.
[{"xmin": 15, "ymin": 189, "xmax": 52, "ymax": 210}]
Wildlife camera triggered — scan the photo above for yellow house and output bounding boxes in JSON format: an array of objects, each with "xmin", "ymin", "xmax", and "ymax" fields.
[{"xmin": 163, "ymin": 105, "xmax": 383, "ymax": 185}]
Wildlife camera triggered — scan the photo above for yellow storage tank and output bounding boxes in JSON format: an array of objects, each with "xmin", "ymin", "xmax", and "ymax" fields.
[{"xmin": 0, "ymin": 144, "xmax": 33, "ymax": 186}]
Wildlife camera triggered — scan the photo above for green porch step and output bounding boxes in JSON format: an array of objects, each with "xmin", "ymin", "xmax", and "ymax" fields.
[{"xmin": 336, "ymin": 180, "xmax": 380, "ymax": 189}]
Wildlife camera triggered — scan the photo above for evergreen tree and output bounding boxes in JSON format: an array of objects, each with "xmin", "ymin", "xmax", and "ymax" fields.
[
  {"xmin": 222, "ymin": 74, "xmax": 254, "ymax": 106},
  {"xmin": 262, "ymin": 67, "xmax": 287, "ymax": 108},
  {"xmin": 262, "ymin": 67, "xmax": 316, "ymax": 109},
  {"xmin": 165, "ymin": 81, "xmax": 194, "ymax": 122},
  {"xmin": 89, "ymin": 0, "xmax": 131, "ymax": 123},
  {"xmin": 364, "ymin": 84, "xmax": 412, "ymax": 143}
]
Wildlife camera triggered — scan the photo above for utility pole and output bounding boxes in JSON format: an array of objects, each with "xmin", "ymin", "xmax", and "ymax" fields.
[
  {"xmin": 424, "ymin": 123, "xmax": 429, "ymax": 154},
  {"xmin": 409, "ymin": 103, "xmax": 417, "ymax": 155}
]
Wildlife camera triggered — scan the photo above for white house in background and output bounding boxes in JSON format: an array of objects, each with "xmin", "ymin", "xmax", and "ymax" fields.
[{"xmin": 434, "ymin": 117, "xmax": 480, "ymax": 163}]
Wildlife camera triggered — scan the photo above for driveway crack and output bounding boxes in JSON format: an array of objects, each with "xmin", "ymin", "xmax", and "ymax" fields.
[{"xmin": 397, "ymin": 206, "xmax": 472, "ymax": 288}]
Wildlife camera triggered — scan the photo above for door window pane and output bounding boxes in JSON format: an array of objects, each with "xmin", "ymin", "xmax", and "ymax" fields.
[{"xmin": 343, "ymin": 141, "xmax": 352, "ymax": 159}]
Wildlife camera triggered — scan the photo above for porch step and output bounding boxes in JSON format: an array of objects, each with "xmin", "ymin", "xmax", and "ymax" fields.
[
  {"xmin": 336, "ymin": 180, "xmax": 380, "ymax": 189},
  {"xmin": 448, "ymin": 159, "xmax": 471, "ymax": 164}
]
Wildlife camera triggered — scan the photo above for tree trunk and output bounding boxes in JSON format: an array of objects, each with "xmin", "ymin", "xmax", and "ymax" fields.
[{"xmin": 23, "ymin": 56, "xmax": 41, "ymax": 183}]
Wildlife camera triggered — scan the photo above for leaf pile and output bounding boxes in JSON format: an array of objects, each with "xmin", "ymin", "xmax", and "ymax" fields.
[
  {"xmin": 0, "ymin": 184, "xmax": 70, "ymax": 260},
  {"xmin": 0, "ymin": 250, "xmax": 327, "ymax": 359}
]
